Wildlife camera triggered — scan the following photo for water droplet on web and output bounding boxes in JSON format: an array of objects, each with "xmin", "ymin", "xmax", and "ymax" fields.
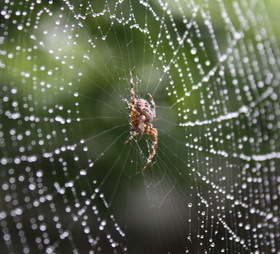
[
  {"xmin": 80, "ymin": 169, "xmax": 87, "ymax": 175},
  {"xmin": 17, "ymin": 24, "xmax": 23, "ymax": 30},
  {"xmin": 190, "ymin": 48, "xmax": 197, "ymax": 55}
]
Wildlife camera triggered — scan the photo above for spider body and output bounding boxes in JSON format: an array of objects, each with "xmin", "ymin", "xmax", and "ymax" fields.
[{"xmin": 124, "ymin": 73, "xmax": 158, "ymax": 171}]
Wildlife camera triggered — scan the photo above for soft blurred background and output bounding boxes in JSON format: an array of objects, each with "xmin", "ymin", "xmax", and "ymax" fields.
[{"xmin": 1, "ymin": 0, "xmax": 280, "ymax": 253}]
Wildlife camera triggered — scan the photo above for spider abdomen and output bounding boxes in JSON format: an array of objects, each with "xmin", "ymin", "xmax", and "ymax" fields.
[{"xmin": 136, "ymin": 99, "xmax": 155, "ymax": 121}]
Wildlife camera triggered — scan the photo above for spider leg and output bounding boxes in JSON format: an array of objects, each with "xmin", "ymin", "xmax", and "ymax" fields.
[
  {"xmin": 122, "ymin": 98, "xmax": 130, "ymax": 107},
  {"xmin": 142, "ymin": 123, "xmax": 158, "ymax": 171},
  {"xmin": 124, "ymin": 129, "xmax": 140, "ymax": 144},
  {"xmin": 129, "ymin": 72, "xmax": 136, "ymax": 104},
  {"xmin": 147, "ymin": 93, "xmax": 155, "ymax": 106},
  {"xmin": 147, "ymin": 93, "xmax": 156, "ymax": 118},
  {"xmin": 123, "ymin": 99, "xmax": 139, "ymax": 115}
]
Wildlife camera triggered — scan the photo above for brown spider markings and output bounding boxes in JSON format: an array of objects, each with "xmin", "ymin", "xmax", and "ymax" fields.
[{"xmin": 123, "ymin": 73, "xmax": 158, "ymax": 171}]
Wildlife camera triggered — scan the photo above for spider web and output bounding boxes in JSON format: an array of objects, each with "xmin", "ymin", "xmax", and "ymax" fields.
[{"xmin": 1, "ymin": 0, "xmax": 280, "ymax": 253}]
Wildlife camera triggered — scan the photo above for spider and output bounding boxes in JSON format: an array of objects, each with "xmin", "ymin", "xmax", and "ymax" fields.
[{"xmin": 123, "ymin": 73, "xmax": 158, "ymax": 171}]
